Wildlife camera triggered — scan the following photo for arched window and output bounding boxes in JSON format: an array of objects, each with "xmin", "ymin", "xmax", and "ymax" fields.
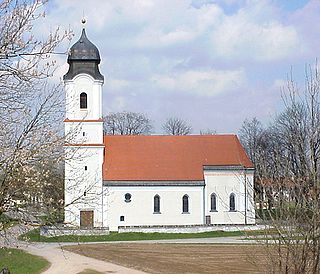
[
  {"xmin": 182, "ymin": 194, "xmax": 189, "ymax": 213},
  {"xmin": 229, "ymin": 193, "xmax": 236, "ymax": 211},
  {"xmin": 80, "ymin": 92, "xmax": 87, "ymax": 109},
  {"xmin": 154, "ymin": 195, "xmax": 160, "ymax": 213},
  {"xmin": 210, "ymin": 193, "xmax": 217, "ymax": 211}
]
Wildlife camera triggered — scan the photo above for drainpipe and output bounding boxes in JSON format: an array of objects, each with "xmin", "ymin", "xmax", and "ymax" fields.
[
  {"xmin": 101, "ymin": 148, "xmax": 104, "ymax": 227},
  {"xmin": 244, "ymin": 168, "xmax": 247, "ymax": 225},
  {"xmin": 203, "ymin": 181, "xmax": 206, "ymax": 225},
  {"xmin": 101, "ymin": 180, "xmax": 104, "ymax": 227}
]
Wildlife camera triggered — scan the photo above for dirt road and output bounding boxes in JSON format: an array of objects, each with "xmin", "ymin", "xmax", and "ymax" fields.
[{"xmin": 24, "ymin": 243, "xmax": 146, "ymax": 274}]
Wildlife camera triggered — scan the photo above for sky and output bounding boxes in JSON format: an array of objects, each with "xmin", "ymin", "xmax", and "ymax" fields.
[{"xmin": 41, "ymin": 0, "xmax": 319, "ymax": 134}]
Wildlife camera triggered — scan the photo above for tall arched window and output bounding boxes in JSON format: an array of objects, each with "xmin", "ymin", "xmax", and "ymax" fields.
[
  {"xmin": 154, "ymin": 195, "xmax": 160, "ymax": 213},
  {"xmin": 80, "ymin": 92, "xmax": 87, "ymax": 109},
  {"xmin": 182, "ymin": 194, "xmax": 189, "ymax": 213},
  {"xmin": 210, "ymin": 193, "xmax": 217, "ymax": 211},
  {"xmin": 229, "ymin": 193, "xmax": 236, "ymax": 211}
]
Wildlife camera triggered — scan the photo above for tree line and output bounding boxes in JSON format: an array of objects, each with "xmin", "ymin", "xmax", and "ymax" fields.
[
  {"xmin": 103, "ymin": 112, "xmax": 216, "ymax": 135},
  {"xmin": 239, "ymin": 65, "xmax": 320, "ymax": 273}
]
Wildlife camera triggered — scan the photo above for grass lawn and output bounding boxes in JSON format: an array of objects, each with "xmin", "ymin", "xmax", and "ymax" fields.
[
  {"xmin": 19, "ymin": 228, "xmax": 270, "ymax": 243},
  {"xmin": 0, "ymin": 214, "xmax": 18, "ymax": 230},
  {"xmin": 0, "ymin": 247, "xmax": 50, "ymax": 274}
]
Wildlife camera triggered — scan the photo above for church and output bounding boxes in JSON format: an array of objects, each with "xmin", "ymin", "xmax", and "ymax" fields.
[{"xmin": 63, "ymin": 27, "xmax": 255, "ymax": 232}]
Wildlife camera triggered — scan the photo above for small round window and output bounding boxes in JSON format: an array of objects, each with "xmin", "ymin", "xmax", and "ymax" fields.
[{"xmin": 124, "ymin": 193, "xmax": 132, "ymax": 202}]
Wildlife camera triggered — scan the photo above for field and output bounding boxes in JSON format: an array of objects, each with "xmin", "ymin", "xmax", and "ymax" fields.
[{"xmin": 65, "ymin": 243, "xmax": 269, "ymax": 274}]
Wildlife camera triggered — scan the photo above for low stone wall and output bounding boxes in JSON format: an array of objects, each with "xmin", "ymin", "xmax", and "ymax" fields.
[
  {"xmin": 40, "ymin": 226, "xmax": 110, "ymax": 237},
  {"xmin": 118, "ymin": 224, "xmax": 268, "ymax": 233}
]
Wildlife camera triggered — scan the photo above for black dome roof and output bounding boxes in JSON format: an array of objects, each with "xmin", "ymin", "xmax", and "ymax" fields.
[
  {"xmin": 64, "ymin": 28, "xmax": 104, "ymax": 81},
  {"xmin": 67, "ymin": 29, "xmax": 100, "ymax": 63}
]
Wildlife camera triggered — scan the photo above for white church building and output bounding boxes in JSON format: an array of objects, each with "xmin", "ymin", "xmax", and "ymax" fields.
[{"xmin": 63, "ymin": 28, "xmax": 255, "ymax": 232}]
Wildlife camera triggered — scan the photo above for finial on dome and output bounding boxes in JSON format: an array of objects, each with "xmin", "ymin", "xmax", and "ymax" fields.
[{"xmin": 81, "ymin": 10, "xmax": 86, "ymax": 27}]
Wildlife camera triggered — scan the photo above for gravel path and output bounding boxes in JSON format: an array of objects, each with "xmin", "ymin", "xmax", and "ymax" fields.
[
  {"xmin": 1, "ymin": 225, "xmax": 145, "ymax": 274},
  {"xmin": 22, "ymin": 242, "xmax": 146, "ymax": 274}
]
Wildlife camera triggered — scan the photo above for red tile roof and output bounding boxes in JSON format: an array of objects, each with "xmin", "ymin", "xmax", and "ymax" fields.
[{"xmin": 103, "ymin": 135, "xmax": 253, "ymax": 181}]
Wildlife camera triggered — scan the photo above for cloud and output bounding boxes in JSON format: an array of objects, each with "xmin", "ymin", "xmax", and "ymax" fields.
[
  {"xmin": 107, "ymin": 78, "xmax": 130, "ymax": 91},
  {"xmin": 210, "ymin": 3, "xmax": 302, "ymax": 61},
  {"xmin": 273, "ymin": 79, "xmax": 287, "ymax": 90},
  {"xmin": 151, "ymin": 69, "xmax": 246, "ymax": 97},
  {"xmin": 135, "ymin": 28, "xmax": 197, "ymax": 48},
  {"xmin": 108, "ymin": 96, "xmax": 127, "ymax": 112},
  {"xmin": 37, "ymin": 0, "xmax": 318, "ymax": 133}
]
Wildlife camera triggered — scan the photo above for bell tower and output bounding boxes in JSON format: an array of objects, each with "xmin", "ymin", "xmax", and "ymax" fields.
[{"xmin": 63, "ymin": 24, "xmax": 105, "ymax": 228}]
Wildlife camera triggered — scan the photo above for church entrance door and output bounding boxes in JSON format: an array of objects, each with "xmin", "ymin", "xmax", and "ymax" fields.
[
  {"xmin": 205, "ymin": 215, "xmax": 211, "ymax": 225},
  {"xmin": 80, "ymin": 210, "xmax": 94, "ymax": 228}
]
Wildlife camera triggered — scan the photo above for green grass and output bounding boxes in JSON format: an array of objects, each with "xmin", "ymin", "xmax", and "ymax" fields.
[
  {"xmin": 0, "ymin": 247, "xmax": 50, "ymax": 274},
  {"xmin": 19, "ymin": 228, "xmax": 269, "ymax": 243},
  {"xmin": 0, "ymin": 214, "xmax": 18, "ymax": 230}
]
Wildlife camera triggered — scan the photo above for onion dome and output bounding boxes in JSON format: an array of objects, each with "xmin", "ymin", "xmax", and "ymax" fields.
[{"xmin": 63, "ymin": 28, "xmax": 104, "ymax": 81}]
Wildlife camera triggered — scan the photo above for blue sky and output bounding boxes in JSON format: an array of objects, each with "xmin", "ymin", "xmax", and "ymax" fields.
[{"xmin": 43, "ymin": 0, "xmax": 318, "ymax": 134}]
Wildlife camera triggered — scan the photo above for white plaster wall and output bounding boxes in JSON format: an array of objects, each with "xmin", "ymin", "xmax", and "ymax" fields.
[
  {"xmin": 64, "ymin": 146, "xmax": 105, "ymax": 227},
  {"xmin": 118, "ymin": 224, "xmax": 266, "ymax": 233},
  {"xmin": 64, "ymin": 72, "xmax": 105, "ymax": 227},
  {"xmin": 65, "ymin": 122, "xmax": 103, "ymax": 144},
  {"xmin": 65, "ymin": 74, "xmax": 103, "ymax": 120},
  {"xmin": 204, "ymin": 170, "xmax": 255, "ymax": 225},
  {"xmin": 104, "ymin": 186, "xmax": 204, "ymax": 231}
]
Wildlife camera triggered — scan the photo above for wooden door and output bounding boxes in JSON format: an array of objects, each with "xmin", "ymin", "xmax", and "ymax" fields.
[
  {"xmin": 205, "ymin": 215, "xmax": 211, "ymax": 225},
  {"xmin": 80, "ymin": 210, "xmax": 94, "ymax": 228}
]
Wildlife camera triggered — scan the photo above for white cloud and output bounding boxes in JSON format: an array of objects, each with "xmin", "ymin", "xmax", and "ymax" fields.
[
  {"xmin": 152, "ymin": 69, "xmax": 246, "ymax": 97},
  {"xmin": 135, "ymin": 27, "xmax": 197, "ymax": 48},
  {"xmin": 108, "ymin": 96, "xmax": 127, "ymax": 112},
  {"xmin": 43, "ymin": 0, "xmax": 303, "ymax": 62},
  {"xmin": 107, "ymin": 78, "xmax": 130, "ymax": 91},
  {"xmin": 210, "ymin": 7, "xmax": 302, "ymax": 61},
  {"xmin": 213, "ymin": 21, "xmax": 300, "ymax": 61},
  {"xmin": 38, "ymin": 0, "xmax": 316, "ymax": 132},
  {"xmin": 273, "ymin": 78, "xmax": 287, "ymax": 89}
]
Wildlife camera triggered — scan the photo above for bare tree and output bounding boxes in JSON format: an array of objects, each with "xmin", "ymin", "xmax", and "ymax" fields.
[
  {"xmin": 162, "ymin": 117, "xmax": 192, "ymax": 135},
  {"xmin": 239, "ymin": 118, "xmax": 267, "ymax": 212},
  {"xmin": 103, "ymin": 111, "xmax": 153, "ymax": 135},
  {"xmin": 0, "ymin": 0, "xmax": 72, "ymax": 108},
  {"xmin": 241, "ymin": 63, "xmax": 320, "ymax": 273},
  {"xmin": 0, "ymin": 0, "xmax": 71, "ymax": 233},
  {"xmin": 199, "ymin": 128, "xmax": 216, "ymax": 135}
]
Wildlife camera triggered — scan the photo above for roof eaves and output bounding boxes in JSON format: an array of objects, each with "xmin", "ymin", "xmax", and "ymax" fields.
[
  {"xmin": 203, "ymin": 165, "xmax": 255, "ymax": 171},
  {"xmin": 103, "ymin": 180, "xmax": 205, "ymax": 187}
]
